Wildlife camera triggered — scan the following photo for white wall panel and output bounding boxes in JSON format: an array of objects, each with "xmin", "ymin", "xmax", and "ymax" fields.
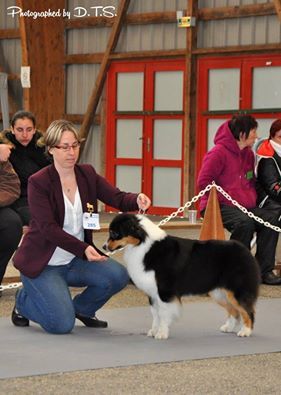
[
  {"xmin": 79, "ymin": 124, "xmax": 101, "ymax": 172},
  {"xmin": 1, "ymin": 0, "xmax": 19, "ymax": 29},
  {"xmin": 128, "ymin": 0, "xmax": 187, "ymax": 13},
  {"xmin": 67, "ymin": 28, "xmax": 111, "ymax": 54},
  {"xmin": 66, "ymin": 64, "xmax": 101, "ymax": 114}
]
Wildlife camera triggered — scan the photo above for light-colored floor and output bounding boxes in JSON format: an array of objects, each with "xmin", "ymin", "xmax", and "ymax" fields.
[{"xmin": 2, "ymin": 222, "xmax": 281, "ymax": 394}]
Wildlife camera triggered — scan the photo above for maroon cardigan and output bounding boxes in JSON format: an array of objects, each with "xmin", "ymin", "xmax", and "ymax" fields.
[{"xmin": 13, "ymin": 164, "xmax": 138, "ymax": 278}]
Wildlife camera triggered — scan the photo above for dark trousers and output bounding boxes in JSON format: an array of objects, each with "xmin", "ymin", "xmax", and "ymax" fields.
[
  {"xmin": 11, "ymin": 197, "xmax": 30, "ymax": 226},
  {"xmin": 220, "ymin": 205, "xmax": 280, "ymax": 275},
  {"xmin": 0, "ymin": 207, "xmax": 22, "ymax": 284}
]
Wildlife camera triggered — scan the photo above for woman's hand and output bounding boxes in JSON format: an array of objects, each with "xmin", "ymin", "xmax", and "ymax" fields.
[
  {"xmin": 137, "ymin": 193, "xmax": 151, "ymax": 211},
  {"xmin": 0, "ymin": 144, "xmax": 12, "ymax": 162},
  {"xmin": 85, "ymin": 245, "xmax": 107, "ymax": 262}
]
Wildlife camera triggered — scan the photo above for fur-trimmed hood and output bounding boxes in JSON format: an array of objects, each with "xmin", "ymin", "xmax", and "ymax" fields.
[{"xmin": 0, "ymin": 129, "xmax": 45, "ymax": 148}]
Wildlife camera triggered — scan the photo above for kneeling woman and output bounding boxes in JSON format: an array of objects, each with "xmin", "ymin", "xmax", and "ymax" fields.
[{"xmin": 12, "ymin": 120, "xmax": 151, "ymax": 334}]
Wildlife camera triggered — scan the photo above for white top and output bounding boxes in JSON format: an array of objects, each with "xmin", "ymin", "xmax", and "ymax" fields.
[{"xmin": 48, "ymin": 189, "xmax": 84, "ymax": 266}]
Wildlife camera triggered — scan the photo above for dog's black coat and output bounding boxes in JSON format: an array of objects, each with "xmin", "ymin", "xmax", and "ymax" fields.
[
  {"xmin": 108, "ymin": 214, "xmax": 260, "ymax": 305},
  {"xmin": 145, "ymin": 236, "xmax": 260, "ymax": 305}
]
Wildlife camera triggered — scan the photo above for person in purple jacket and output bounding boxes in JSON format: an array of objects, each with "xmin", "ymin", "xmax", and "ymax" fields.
[
  {"xmin": 12, "ymin": 120, "xmax": 151, "ymax": 333},
  {"xmin": 198, "ymin": 114, "xmax": 281, "ymax": 286}
]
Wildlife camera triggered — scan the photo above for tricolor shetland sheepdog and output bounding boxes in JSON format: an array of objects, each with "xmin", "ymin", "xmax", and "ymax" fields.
[{"xmin": 103, "ymin": 214, "xmax": 260, "ymax": 340}]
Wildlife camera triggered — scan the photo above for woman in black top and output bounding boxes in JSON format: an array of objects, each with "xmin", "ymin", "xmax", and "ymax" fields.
[{"xmin": 0, "ymin": 111, "xmax": 51, "ymax": 225}]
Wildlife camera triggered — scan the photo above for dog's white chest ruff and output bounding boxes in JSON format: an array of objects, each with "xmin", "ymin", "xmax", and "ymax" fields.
[{"xmin": 124, "ymin": 242, "xmax": 158, "ymax": 299}]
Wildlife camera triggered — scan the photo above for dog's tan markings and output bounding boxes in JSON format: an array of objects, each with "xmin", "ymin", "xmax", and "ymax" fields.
[
  {"xmin": 225, "ymin": 290, "xmax": 253, "ymax": 334},
  {"xmin": 211, "ymin": 289, "xmax": 240, "ymax": 320},
  {"xmin": 107, "ymin": 236, "xmax": 140, "ymax": 251},
  {"xmin": 126, "ymin": 236, "xmax": 141, "ymax": 246}
]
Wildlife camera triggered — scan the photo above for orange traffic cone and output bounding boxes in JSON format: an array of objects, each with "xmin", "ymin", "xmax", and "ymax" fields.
[{"xmin": 199, "ymin": 186, "xmax": 225, "ymax": 240}]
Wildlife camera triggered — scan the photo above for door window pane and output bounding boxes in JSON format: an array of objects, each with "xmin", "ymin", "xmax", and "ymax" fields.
[
  {"xmin": 153, "ymin": 120, "xmax": 182, "ymax": 160},
  {"xmin": 253, "ymin": 67, "xmax": 281, "ymax": 109},
  {"xmin": 208, "ymin": 69, "xmax": 240, "ymax": 111},
  {"xmin": 154, "ymin": 71, "xmax": 183, "ymax": 111},
  {"xmin": 153, "ymin": 167, "xmax": 181, "ymax": 207},
  {"xmin": 117, "ymin": 72, "xmax": 144, "ymax": 111},
  {"xmin": 116, "ymin": 119, "xmax": 142, "ymax": 158},
  {"xmin": 116, "ymin": 166, "xmax": 141, "ymax": 193}
]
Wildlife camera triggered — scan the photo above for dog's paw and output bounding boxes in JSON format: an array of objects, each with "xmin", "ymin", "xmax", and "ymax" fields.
[
  {"xmin": 220, "ymin": 317, "xmax": 241, "ymax": 333},
  {"xmin": 154, "ymin": 327, "xmax": 169, "ymax": 340},
  {"xmin": 147, "ymin": 328, "xmax": 157, "ymax": 337},
  {"xmin": 237, "ymin": 326, "xmax": 252, "ymax": 337}
]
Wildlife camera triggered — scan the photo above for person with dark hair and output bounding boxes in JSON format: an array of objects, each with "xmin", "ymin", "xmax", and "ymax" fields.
[
  {"xmin": 0, "ymin": 110, "xmax": 51, "ymax": 225},
  {"xmin": 198, "ymin": 114, "xmax": 281, "ymax": 285},
  {"xmin": 0, "ymin": 147, "xmax": 22, "ymax": 293},
  {"xmin": 256, "ymin": 119, "xmax": 281, "ymax": 212}
]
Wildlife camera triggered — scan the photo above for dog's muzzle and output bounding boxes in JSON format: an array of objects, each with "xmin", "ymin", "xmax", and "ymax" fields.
[{"xmin": 103, "ymin": 240, "xmax": 125, "ymax": 254}]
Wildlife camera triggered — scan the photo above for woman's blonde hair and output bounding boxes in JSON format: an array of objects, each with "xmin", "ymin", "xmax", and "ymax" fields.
[{"xmin": 44, "ymin": 120, "xmax": 81, "ymax": 149}]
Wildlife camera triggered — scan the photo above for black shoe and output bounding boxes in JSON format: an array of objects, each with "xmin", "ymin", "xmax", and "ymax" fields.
[
  {"xmin": 11, "ymin": 307, "xmax": 29, "ymax": 327},
  {"xmin": 75, "ymin": 313, "xmax": 108, "ymax": 328},
  {"xmin": 262, "ymin": 271, "xmax": 281, "ymax": 285}
]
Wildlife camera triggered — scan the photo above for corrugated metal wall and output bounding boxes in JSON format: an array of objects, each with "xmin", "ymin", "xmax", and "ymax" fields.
[
  {"xmin": 1, "ymin": 0, "xmax": 281, "ymax": 166},
  {"xmin": 197, "ymin": 0, "xmax": 281, "ymax": 47},
  {"xmin": 0, "ymin": 0, "xmax": 22, "ymax": 110},
  {"xmin": 1, "ymin": 0, "xmax": 19, "ymax": 29},
  {"xmin": 79, "ymin": 124, "xmax": 102, "ymax": 173}
]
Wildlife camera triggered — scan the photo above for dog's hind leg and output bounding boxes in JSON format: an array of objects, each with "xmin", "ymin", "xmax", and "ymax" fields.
[
  {"xmin": 209, "ymin": 289, "xmax": 241, "ymax": 333},
  {"xmin": 153, "ymin": 299, "xmax": 181, "ymax": 340},
  {"xmin": 225, "ymin": 291, "xmax": 254, "ymax": 337}
]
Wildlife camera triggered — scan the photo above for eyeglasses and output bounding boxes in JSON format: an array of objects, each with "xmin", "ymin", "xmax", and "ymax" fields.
[{"xmin": 54, "ymin": 142, "xmax": 81, "ymax": 152}]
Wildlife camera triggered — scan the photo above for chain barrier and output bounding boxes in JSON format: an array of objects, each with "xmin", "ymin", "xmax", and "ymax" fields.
[
  {"xmin": 158, "ymin": 181, "xmax": 281, "ymax": 232},
  {"xmin": 2, "ymin": 182, "xmax": 280, "ymax": 293},
  {"xmin": 158, "ymin": 184, "xmax": 213, "ymax": 226}
]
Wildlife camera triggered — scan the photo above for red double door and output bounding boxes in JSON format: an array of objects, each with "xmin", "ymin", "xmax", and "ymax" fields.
[{"xmin": 106, "ymin": 59, "xmax": 185, "ymax": 215}]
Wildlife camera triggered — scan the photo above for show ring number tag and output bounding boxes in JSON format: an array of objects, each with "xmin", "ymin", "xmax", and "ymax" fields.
[{"xmin": 83, "ymin": 213, "xmax": 100, "ymax": 230}]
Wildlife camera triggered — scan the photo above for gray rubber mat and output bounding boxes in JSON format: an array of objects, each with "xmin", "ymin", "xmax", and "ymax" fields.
[{"xmin": 1, "ymin": 299, "xmax": 281, "ymax": 379}]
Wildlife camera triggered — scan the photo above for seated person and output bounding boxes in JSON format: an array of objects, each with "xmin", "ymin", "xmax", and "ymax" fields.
[
  {"xmin": 0, "ymin": 110, "xmax": 51, "ymax": 225},
  {"xmin": 256, "ymin": 119, "xmax": 281, "ymax": 213},
  {"xmin": 197, "ymin": 114, "xmax": 281, "ymax": 286},
  {"xmin": 0, "ymin": 145, "xmax": 22, "ymax": 293}
]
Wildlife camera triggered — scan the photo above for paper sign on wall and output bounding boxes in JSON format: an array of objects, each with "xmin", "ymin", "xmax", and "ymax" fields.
[{"xmin": 21, "ymin": 66, "xmax": 31, "ymax": 88}]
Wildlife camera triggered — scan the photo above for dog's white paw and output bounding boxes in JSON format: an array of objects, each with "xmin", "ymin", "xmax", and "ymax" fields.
[
  {"xmin": 154, "ymin": 327, "xmax": 169, "ymax": 340},
  {"xmin": 220, "ymin": 317, "xmax": 241, "ymax": 333},
  {"xmin": 237, "ymin": 326, "xmax": 252, "ymax": 337},
  {"xmin": 147, "ymin": 328, "xmax": 157, "ymax": 337}
]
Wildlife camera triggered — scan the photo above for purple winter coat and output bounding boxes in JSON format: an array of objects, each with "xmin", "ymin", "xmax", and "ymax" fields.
[
  {"xmin": 197, "ymin": 120, "xmax": 257, "ymax": 212},
  {"xmin": 13, "ymin": 164, "xmax": 138, "ymax": 278}
]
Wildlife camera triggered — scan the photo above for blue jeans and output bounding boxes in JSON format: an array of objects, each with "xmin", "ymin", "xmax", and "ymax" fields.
[{"xmin": 16, "ymin": 257, "xmax": 129, "ymax": 334}]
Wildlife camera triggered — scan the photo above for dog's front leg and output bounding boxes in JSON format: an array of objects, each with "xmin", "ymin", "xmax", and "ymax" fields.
[
  {"xmin": 147, "ymin": 299, "xmax": 160, "ymax": 338},
  {"xmin": 153, "ymin": 300, "xmax": 180, "ymax": 340}
]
